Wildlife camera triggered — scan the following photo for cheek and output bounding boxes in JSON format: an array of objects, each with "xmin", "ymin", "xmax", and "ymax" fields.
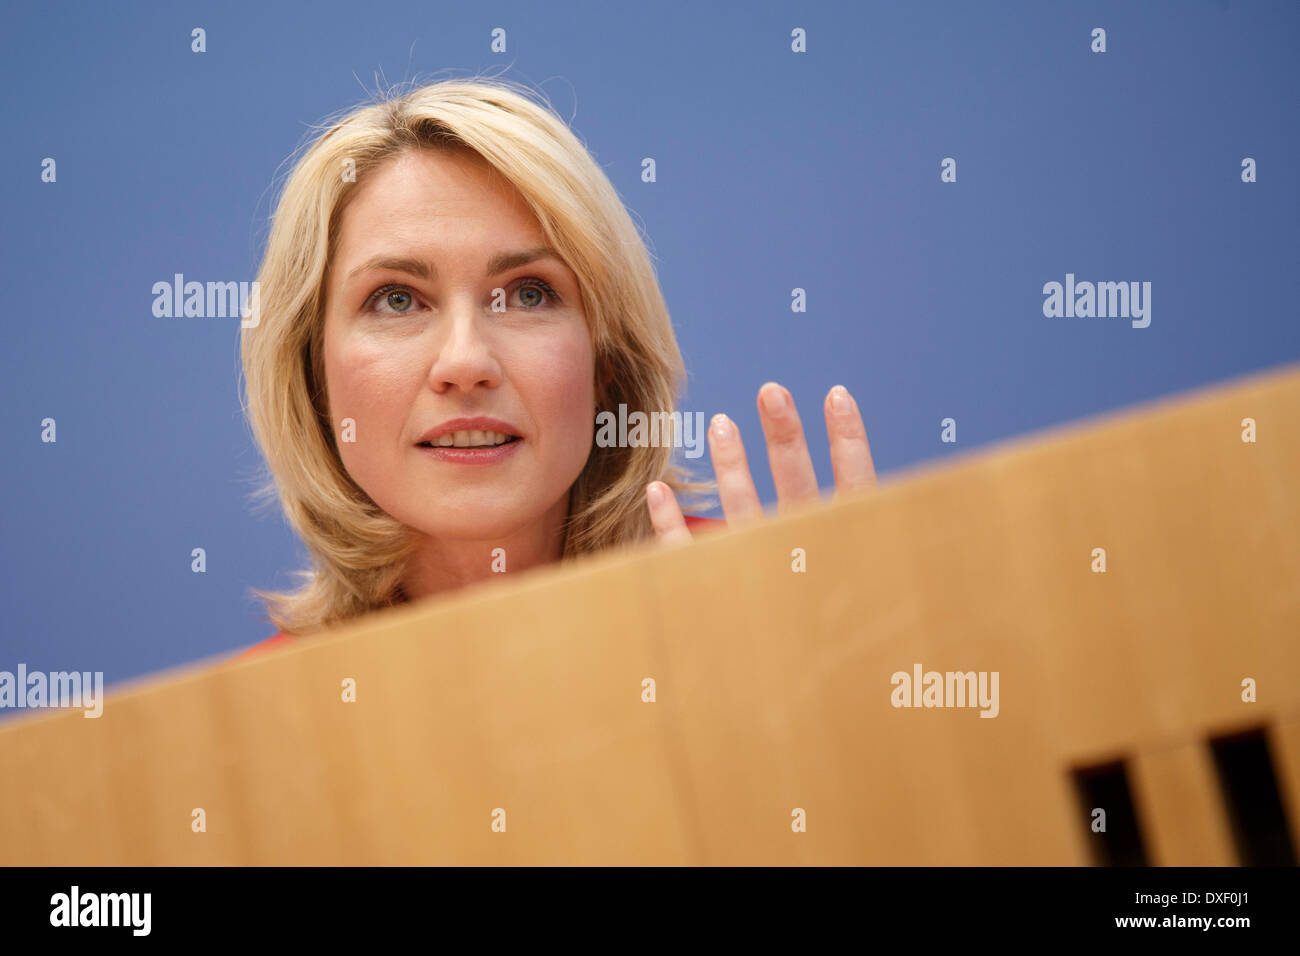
[
  {"xmin": 323, "ymin": 329, "xmax": 419, "ymax": 464},
  {"xmin": 525, "ymin": 330, "xmax": 595, "ymax": 459}
]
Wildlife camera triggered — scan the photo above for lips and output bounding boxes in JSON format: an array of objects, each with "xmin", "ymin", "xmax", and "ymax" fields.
[
  {"xmin": 415, "ymin": 417, "xmax": 522, "ymax": 448},
  {"xmin": 420, "ymin": 429, "xmax": 517, "ymax": 449},
  {"xmin": 415, "ymin": 438, "xmax": 522, "ymax": 466},
  {"xmin": 414, "ymin": 416, "xmax": 523, "ymax": 465}
]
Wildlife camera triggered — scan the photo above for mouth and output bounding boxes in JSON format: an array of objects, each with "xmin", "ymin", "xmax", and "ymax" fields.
[
  {"xmin": 418, "ymin": 430, "xmax": 520, "ymax": 449},
  {"xmin": 415, "ymin": 431, "xmax": 523, "ymax": 465}
]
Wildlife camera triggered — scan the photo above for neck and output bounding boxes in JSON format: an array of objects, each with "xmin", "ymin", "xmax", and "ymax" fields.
[{"xmin": 399, "ymin": 494, "xmax": 569, "ymax": 602}]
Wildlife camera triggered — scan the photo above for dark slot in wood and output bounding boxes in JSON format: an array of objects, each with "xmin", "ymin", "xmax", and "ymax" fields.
[
  {"xmin": 1072, "ymin": 760, "xmax": 1149, "ymax": 866},
  {"xmin": 1209, "ymin": 726, "xmax": 1297, "ymax": 866}
]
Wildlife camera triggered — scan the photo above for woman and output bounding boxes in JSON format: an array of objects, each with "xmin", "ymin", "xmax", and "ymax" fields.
[{"xmin": 233, "ymin": 77, "xmax": 875, "ymax": 661}]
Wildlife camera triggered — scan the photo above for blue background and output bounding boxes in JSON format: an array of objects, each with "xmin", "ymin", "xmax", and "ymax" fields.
[{"xmin": 1, "ymin": 0, "xmax": 1296, "ymax": 689}]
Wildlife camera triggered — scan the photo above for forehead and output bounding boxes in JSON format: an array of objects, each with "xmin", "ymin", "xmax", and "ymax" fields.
[{"xmin": 333, "ymin": 147, "xmax": 544, "ymax": 256}]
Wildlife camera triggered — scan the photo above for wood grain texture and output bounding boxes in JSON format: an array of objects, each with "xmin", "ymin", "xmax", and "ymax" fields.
[{"xmin": 1, "ymin": 364, "xmax": 1296, "ymax": 864}]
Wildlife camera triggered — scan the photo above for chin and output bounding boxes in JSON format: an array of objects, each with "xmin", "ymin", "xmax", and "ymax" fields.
[
  {"xmin": 432, "ymin": 516, "xmax": 531, "ymax": 542},
  {"xmin": 397, "ymin": 498, "xmax": 540, "ymax": 543}
]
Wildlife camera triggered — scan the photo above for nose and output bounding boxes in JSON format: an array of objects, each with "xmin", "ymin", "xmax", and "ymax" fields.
[{"xmin": 427, "ymin": 298, "xmax": 502, "ymax": 394}]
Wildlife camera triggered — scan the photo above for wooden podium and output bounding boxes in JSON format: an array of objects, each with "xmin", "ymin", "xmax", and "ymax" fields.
[{"xmin": 2, "ymin": 365, "xmax": 1297, "ymax": 865}]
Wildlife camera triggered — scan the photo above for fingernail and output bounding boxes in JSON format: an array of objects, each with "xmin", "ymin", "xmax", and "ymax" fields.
[
  {"xmin": 711, "ymin": 413, "xmax": 733, "ymax": 440},
  {"xmin": 761, "ymin": 384, "xmax": 790, "ymax": 415},
  {"xmin": 646, "ymin": 482, "xmax": 663, "ymax": 506},
  {"xmin": 831, "ymin": 385, "xmax": 851, "ymax": 414}
]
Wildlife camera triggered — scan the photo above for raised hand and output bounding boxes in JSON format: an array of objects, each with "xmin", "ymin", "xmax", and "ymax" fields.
[{"xmin": 645, "ymin": 382, "xmax": 876, "ymax": 543}]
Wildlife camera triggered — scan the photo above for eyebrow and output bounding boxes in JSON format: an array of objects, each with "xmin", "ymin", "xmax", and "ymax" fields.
[{"xmin": 345, "ymin": 246, "xmax": 563, "ymax": 283}]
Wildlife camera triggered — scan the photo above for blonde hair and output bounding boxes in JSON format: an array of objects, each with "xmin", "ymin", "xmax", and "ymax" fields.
[{"xmin": 240, "ymin": 76, "xmax": 711, "ymax": 636}]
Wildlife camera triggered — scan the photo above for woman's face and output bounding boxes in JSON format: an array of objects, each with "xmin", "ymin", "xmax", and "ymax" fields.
[{"xmin": 322, "ymin": 147, "xmax": 595, "ymax": 544}]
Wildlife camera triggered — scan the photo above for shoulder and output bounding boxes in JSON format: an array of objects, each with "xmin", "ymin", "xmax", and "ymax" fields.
[
  {"xmin": 229, "ymin": 631, "xmax": 295, "ymax": 664},
  {"xmin": 231, "ymin": 522, "xmax": 723, "ymax": 664}
]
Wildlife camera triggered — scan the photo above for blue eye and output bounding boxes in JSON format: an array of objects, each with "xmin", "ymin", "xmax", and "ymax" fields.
[
  {"xmin": 514, "ymin": 278, "xmax": 561, "ymax": 308},
  {"xmin": 366, "ymin": 284, "xmax": 419, "ymax": 314},
  {"xmin": 362, "ymin": 278, "xmax": 561, "ymax": 315}
]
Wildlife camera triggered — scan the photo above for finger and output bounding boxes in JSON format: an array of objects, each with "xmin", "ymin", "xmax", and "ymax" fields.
[
  {"xmin": 708, "ymin": 413, "xmax": 763, "ymax": 525},
  {"xmin": 825, "ymin": 385, "xmax": 877, "ymax": 495},
  {"xmin": 645, "ymin": 481, "xmax": 693, "ymax": 545},
  {"xmin": 757, "ymin": 382, "xmax": 820, "ymax": 512}
]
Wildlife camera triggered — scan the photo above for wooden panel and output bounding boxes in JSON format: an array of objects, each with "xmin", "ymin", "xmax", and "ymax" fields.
[
  {"xmin": 1131, "ymin": 742, "xmax": 1236, "ymax": 866},
  {"xmin": 1269, "ymin": 715, "xmax": 1300, "ymax": 857},
  {"xmin": 0, "ymin": 363, "xmax": 1296, "ymax": 864}
]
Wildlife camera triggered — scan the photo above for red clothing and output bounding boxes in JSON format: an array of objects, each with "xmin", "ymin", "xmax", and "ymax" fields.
[
  {"xmin": 680, "ymin": 514, "xmax": 724, "ymax": 533},
  {"xmin": 231, "ymin": 631, "xmax": 296, "ymax": 662},
  {"xmin": 229, "ymin": 515, "xmax": 725, "ymax": 664}
]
